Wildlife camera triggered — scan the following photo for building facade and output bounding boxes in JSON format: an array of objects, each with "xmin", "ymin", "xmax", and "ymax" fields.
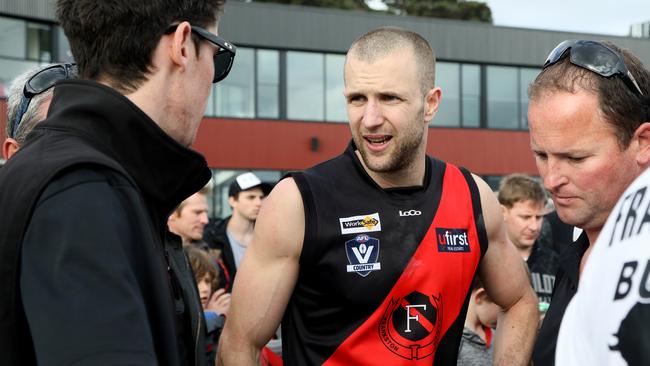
[{"xmin": 2, "ymin": 1, "xmax": 650, "ymax": 216}]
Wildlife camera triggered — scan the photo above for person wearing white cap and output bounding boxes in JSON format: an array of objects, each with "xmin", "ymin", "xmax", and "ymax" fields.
[{"xmin": 205, "ymin": 172, "xmax": 273, "ymax": 292}]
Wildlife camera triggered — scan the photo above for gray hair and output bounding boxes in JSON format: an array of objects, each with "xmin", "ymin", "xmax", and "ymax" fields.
[{"xmin": 6, "ymin": 65, "xmax": 57, "ymax": 144}]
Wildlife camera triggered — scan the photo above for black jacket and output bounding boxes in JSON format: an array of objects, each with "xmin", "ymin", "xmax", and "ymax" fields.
[
  {"xmin": 203, "ymin": 217, "xmax": 236, "ymax": 292},
  {"xmin": 0, "ymin": 80, "xmax": 211, "ymax": 365}
]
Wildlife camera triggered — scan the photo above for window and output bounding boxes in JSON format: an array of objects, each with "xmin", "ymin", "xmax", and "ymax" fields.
[
  {"xmin": 257, "ymin": 49, "xmax": 279, "ymax": 118},
  {"xmin": 433, "ymin": 62, "xmax": 460, "ymax": 127},
  {"xmin": 0, "ymin": 17, "xmax": 26, "ymax": 59},
  {"xmin": 487, "ymin": 66, "xmax": 518, "ymax": 129},
  {"xmin": 214, "ymin": 47, "xmax": 255, "ymax": 118},
  {"xmin": 520, "ymin": 68, "xmax": 539, "ymax": 129},
  {"xmin": 461, "ymin": 64, "xmax": 481, "ymax": 128},
  {"xmin": 325, "ymin": 54, "xmax": 346, "ymax": 122},
  {"xmin": 287, "ymin": 51, "xmax": 324, "ymax": 121},
  {"xmin": 27, "ymin": 22, "xmax": 52, "ymax": 61}
]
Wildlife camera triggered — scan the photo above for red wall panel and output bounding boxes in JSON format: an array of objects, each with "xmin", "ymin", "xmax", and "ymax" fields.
[{"xmin": 193, "ymin": 117, "xmax": 538, "ymax": 175}]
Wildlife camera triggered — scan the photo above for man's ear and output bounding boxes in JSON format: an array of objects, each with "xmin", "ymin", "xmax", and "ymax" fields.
[
  {"xmin": 168, "ymin": 21, "xmax": 194, "ymax": 69},
  {"xmin": 634, "ymin": 122, "xmax": 650, "ymax": 168},
  {"xmin": 423, "ymin": 87, "xmax": 442, "ymax": 123},
  {"xmin": 474, "ymin": 288, "xmax": 488, "ymax": 305},
  {"xmin": 2, "ymin": 138, "xmax": 20, "ymax": 160}
]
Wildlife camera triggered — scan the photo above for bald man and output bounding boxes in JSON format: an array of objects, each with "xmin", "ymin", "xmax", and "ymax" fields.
[{"xmin": 217, "ymin": 26, "xmax": 538, "ymax": 366}]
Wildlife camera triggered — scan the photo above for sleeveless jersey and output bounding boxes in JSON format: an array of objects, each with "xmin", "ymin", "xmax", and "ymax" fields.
[{"xmin": 283, "ymin": 142, "xmax": 488, "ymax": 365}]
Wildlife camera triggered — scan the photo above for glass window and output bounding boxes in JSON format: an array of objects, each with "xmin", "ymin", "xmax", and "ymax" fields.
[
  {"xmin": 215, "ymin": 47, "xmax": 254, "ymax": 118},
  {"xmin": 325, "ymin": 54, "xmax": 346, "ymax": 122},
  {"xmin": 287, "ymin": 51, "xmax": 324, "ymax": 121},
  {"xmin": 27, "ymin": 22, "xmax": 52, "ymax": 61},
  {"xmin": 487, "ymin": 66, "xmax": 518, "ymax": 129},
  {"xmin": 0, "ymin": 59, "xmax": 41, "ymax": 99},
  {"xmin": 0, "ymin": 17, "xmax": 26, "ymax": 58},
  {"xmin": 433, "ymin": 62, "xmax": 460, "ymax": 127},
  {"xmin": 461, "ymin": 64, "xmax": 481, "ymax": 128},
  {"xmin": 520, "ymin": 68, "xmax": 540, "ymax": 129},
  {"xmin": 257, "ymin": 49, "xmax": 279, "ymax": 119}
]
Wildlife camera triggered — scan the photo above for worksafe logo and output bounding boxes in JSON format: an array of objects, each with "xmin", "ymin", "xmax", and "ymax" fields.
[
  {"xmin": 378, "ymin": 291, "xmax": 443, "ymax": 360},
  {"xmin": 339, "ymin": 213, "xmax": 381, "ymax": 234},
  {"xmin": 436, "ymin": 228, "xmax": 470, "ymax": 253},
  {"xmin": 345, "ymin": 234, "xmax": 381, "ymax": 277}
]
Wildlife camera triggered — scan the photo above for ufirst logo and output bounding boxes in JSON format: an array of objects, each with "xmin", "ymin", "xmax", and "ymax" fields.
[
  {"xmin": 435, "ymin": 228, "xmax": 471, "ymax": 253},
  {"xmin": 399, "ymin": 209, "xmax": 422, "ymax": 217}
]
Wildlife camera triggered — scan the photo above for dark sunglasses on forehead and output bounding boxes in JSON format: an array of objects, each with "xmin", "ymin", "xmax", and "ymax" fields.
[
  {"xmin": 9, "ymin": 63, "xmax": 76, "ymax": 139},
  {"xmin": 543, "ymin": 39, "xmax": 644, "ymax": 98},
  {"xmin": 165, "ymin": 24, "xmax": 236, "ymax": 83}
]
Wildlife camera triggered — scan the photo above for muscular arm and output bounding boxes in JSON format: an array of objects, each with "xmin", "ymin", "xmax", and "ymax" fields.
[
  {"xmin": 473, "ymin": 175, "xmax": 539, "ymax": 366},
  {"xmin": 217, "ymin": 178, "xmax": 304, "ymax": 365}
]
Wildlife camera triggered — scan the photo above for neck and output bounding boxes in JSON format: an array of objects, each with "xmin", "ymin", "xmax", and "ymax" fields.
[
  {"xmin": 515, "ymin": 244, "xmax": 533, "ymax": 260},
  {"xmin": 464, "ymin": 307, "xmax": 487, "ymax": 342},
  {"xmin": 227, "ymin": 213, "xmax": 256, "ymax": 247},
  {"xmin": 355, "ymin": 150, "xmax": 426, "ymax": 188},
  {"xmin": 580, "ymin": 228, "xmax": 599, "ymax": 274}
]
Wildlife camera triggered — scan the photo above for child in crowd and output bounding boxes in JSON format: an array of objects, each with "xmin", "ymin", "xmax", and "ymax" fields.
[
  {"xmin": 458, "ymin": 276, "xmax": 501, "ymax": 366},
  {"xmin": 185, "ymin": 245, "xmax": 231, "ymax": 362}
]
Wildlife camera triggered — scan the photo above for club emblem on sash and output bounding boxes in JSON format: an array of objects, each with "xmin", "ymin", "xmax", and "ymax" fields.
[{"xmin": 379, "ymin": 291, "xmax": 443, "ymax": 360}]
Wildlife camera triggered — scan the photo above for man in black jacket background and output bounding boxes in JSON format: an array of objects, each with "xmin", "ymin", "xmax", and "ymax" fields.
[{"xmin": 0, "ymin": 0, "xmax": 235, "ymax": 365}]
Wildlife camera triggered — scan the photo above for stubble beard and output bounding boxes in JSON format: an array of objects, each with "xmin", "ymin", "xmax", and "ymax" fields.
[{"xmin": 355, "ymin": 110, "xmax": 425, "ymax": 174}]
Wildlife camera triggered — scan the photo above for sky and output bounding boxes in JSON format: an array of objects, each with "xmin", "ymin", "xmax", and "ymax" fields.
[
  {"xmin": 366, "ymin": 0, "xmax": 650, "ymax": 37},
  {"xmin": 478, "ymin": 0, "xmax": 650, "ymax": 36}
]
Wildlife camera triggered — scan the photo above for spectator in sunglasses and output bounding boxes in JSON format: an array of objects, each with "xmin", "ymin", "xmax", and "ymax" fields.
[
  {"xmin": 2, "ymin": 64, "xmax": 75, "ymax": 160},
  {"xmin": 0, "ymin": 1, "xmax": 234, "ymax": 365},
  {"xmin": 527, "ymin": 40, "xmax": 650, "ymax": 366}
]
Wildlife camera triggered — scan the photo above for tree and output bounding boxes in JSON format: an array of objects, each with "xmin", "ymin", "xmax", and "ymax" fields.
[
  {"xmin": 381, "ymin": 0, "xmax": 492, "ymax": 23},
  {"xmin": 253, "ymin": 0, "xmax": 370, "ymax": 11}
]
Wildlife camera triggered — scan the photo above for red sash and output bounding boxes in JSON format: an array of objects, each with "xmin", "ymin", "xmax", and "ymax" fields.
[{"xmin": 323, "ymin": 165, "xmax": 482, "ymax": 365}]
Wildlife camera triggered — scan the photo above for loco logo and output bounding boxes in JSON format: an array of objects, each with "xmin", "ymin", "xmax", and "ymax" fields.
[{"xmin": 378, "ymin": 291, "xmax": 443, "ymax": 360}]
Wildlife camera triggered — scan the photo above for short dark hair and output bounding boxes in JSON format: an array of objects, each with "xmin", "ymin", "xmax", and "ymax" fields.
[
  {"xmin": 56, "ymin": 0, "xmax": 226, "ymax": 93},
  {"xmin": 529, "ymin": 41, "xmax": 650, "ymax": 149},
  {"xmin": 347, "ymin": 26, "xmax": 435, "ymax": 96}
]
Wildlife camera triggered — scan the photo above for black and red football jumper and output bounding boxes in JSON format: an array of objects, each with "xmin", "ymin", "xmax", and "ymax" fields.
[{"xmin": 284, "ymin": 141, "xmax": 488, "ymax": 365}]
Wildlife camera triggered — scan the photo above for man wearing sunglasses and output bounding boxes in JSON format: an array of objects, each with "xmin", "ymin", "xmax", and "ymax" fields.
[
  {"xmin": 0, "ymin": 1, "xmax": 235, "ymax": 365},
  {"xmin": 2, "ymin": 63, "xmax": 76, "ymax": 160},
  {"xmin": 527, "ymin": 40, "xmax": 650, "ymax": 365}
]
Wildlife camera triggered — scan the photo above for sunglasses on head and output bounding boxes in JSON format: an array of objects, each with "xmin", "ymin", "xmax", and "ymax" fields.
[
  {"xmin": 165, "ymin": 24, "xmax": 236, "ymax": 83},
  {"xmin": 543, "ymin": 40, "xmax": 644, "ymax": 98},
  {"xmin": 10, "ymin": 63, "xmax": 77, "ymax": 139}
]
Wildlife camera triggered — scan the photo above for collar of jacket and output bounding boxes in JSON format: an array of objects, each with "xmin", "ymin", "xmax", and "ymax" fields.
[{"xmin": 42, "ymin": 79, "xmax": 212, "ymax": 215}]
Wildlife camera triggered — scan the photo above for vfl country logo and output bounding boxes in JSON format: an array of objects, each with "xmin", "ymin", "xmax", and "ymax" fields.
[
  {"xmin": 339, "ymin": 213, "xmax": 382, "ymax": 234},
  {"xmin": 436, "ymin": 228, "xmax": 471, "ymax": 253},
  {"xmin": 379, "ymin": 291, "xmax": 443, "ymax": 360},
  {"xmin": 345, "ymin": 234, "xmax": 381, "ymax": 277}
]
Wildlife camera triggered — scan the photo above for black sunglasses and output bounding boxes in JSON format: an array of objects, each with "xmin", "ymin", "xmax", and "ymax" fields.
[
  {"xmin": 543, "ymin": 40, "xmax": 644, "ymax": 98},
  {"xmin": 10, "ymin": 63, "xmax": 76, "ymax": 139},
  {"xmin": 165, "ymin": 24, "xmax": 236, "ymax": 83}
]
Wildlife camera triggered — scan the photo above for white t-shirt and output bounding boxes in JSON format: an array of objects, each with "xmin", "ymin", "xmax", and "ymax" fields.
[{"xmin": 556, "ymin": 168, "xmax": 650, "ymax": 365}]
